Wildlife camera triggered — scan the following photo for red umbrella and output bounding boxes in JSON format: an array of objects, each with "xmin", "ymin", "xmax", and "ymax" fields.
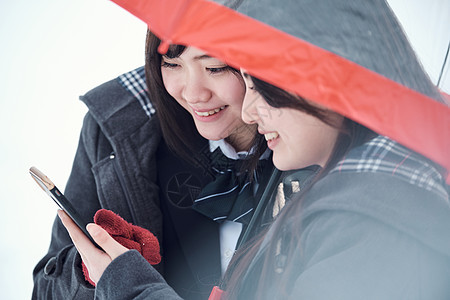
[{"xmin": 110, "ymin": 0, "xmax": 450, "ymax": 183}]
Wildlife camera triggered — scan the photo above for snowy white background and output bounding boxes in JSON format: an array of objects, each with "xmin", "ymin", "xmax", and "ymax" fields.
[{"xmin": 0, "ymin": 0, "xmax": 448, "ymax": 299}]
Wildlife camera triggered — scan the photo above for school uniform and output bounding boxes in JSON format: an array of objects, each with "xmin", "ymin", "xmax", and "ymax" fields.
[{"xmin": 32, "ymin": 67, "xmax": 273, "ymax": 299}]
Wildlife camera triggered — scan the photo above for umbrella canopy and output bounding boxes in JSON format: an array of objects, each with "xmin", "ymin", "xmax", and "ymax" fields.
[{"xmin": 110, "ymin": 0, "xmax": 450, "ymax": 182}]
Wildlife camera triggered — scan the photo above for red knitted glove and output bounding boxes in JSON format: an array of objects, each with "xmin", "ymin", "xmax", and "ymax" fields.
[{"xmin": 82, "ymin": 209, "xmax": 161, "ymax": 286}]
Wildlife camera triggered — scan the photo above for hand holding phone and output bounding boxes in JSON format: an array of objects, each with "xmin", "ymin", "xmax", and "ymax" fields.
[{"xmin": 29, "ymin": 166, "xmax": 100, "ymax": 248}]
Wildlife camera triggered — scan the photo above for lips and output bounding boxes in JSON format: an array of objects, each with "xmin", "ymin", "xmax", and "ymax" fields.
[{"xmin": 194, "ymin": 106, "xmax": 226, "ymax": 117}]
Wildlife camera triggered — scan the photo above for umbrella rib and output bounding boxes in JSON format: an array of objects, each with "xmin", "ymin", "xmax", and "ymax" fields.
[{"xmin": 437, "ymin": 39, "xmax": 450, "ymax": 88}]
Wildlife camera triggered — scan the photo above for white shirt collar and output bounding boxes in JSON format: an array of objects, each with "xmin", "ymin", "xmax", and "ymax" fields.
[
  {"xmin": 209, "ymin": 139, "xmax": 247, "ymax": 160},
  {"xmin": 209, "ymin": 139, "xmax": 271, "ymax": 160}
]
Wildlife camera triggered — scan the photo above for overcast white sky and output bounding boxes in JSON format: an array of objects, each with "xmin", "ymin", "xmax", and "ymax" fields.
[
  {"xmin": 0, "ymin": 0, "xmax": 448, "ymax": 299},
  {"xmin": 0, "ymin": 1, "xmax": 146, "ymax": 299}
]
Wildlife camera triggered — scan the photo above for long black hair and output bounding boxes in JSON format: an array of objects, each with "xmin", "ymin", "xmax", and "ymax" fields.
[
  {"xmin": 144, "ymin": 31, "xmax": 205, "ymax": 165},
  {"xmin": 222, "ymin": 72, "xmax": 445, "ymax": 299},
  {"xmin": 221, "ymin": 77, "xmax": 376, "ymax": 299}
]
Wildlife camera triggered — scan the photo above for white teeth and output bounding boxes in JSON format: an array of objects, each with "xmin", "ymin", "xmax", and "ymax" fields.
[
  {"xmin": 195, "ymin": 106, "xmax": 226, "ymax": 117},
  {"xmin": 264, "ymin": 132, "xmax": 279, "ymax": 141}
]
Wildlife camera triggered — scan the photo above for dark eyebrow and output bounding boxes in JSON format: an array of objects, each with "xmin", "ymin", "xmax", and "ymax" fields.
[
  {"xmin": 162, "ymin": 53, "xmax": 220, "ymax": 62},
  {"xmin": 193, "ymin": 54, "xmax": 214, "ymax": 61}
]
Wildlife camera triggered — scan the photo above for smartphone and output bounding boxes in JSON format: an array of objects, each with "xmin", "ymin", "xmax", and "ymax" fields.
[{"xmin": 29, "ymin": 166, "xmax": 100, "ymax": 248}]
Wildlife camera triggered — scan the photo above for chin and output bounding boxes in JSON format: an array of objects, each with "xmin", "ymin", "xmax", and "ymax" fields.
[
  {"xmin": 273, "ymin": 154, "xmax": 306, "ymax": 171},
  {"xmin": 198, "ymin": 130, "xmax": 226, "ymax": 142},
  {"xmin": 273, "ymin": 159, "xmax": 292, "ymax": 171}
]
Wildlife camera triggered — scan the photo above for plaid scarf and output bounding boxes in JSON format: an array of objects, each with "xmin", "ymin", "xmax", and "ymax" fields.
[{"xmin": 331, "ymin": 135, "xmax": 448, "ymax": 200}]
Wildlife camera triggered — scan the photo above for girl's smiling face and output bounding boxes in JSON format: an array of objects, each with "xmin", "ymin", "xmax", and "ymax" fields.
[
  {"xmin": 241, "ymin": 73, "xmax": 343, "ymax": 170},
  {"xmin": 161, "ymin": 47, "xmax": 254, "ymax": 151}
]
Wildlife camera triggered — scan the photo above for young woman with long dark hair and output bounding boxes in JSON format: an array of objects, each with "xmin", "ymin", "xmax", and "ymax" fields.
[
  {"xmin": 218, "ymin": 73, "xmax": 449, "ymax": 299},
  {"xmin": 32, "ymin": 30, "xmax": 271, "ymax": 300}
]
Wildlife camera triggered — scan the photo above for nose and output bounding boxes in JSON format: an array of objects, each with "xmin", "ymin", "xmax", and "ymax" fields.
[
  {"xmin": 241, "ymin": 88, "xmax": 260, "ymax": 124},
  {"xmin": 181, "ymin": 72, "xmax": 211, "ymax": 104}
]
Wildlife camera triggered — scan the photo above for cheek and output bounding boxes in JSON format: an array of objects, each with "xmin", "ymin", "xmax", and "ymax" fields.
[
  {"xmin": 161, "ymin": 70, "xmax": 180, "ymax": 99},
  {"xmin": 253, "ymin": 101, "xmax": 275, "ymax": 126},
  {"xmin": 288, "ymin": 124, "xmax": 340, "ymax": 168},
  {"xmin": 274, "ymin": 114, "xmax": 319, "ymax": 168},
  {"xmin": 219, "ymin": 77, "xmax": 245, "ymax": 107},
  {"xmin": 233, "ymin": 85, "xmax": 246, "ymax": 105}
]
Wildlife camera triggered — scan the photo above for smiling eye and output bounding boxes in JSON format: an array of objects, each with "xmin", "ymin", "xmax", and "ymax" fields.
[
  {"xmin": 206, "ymin": 66, "xmax": 230, "ymax": 74},
  {"xmin": 245, "ymin": 83, "xmax": 257, "ymax": 92},
  {"xmin": 242, "ymin": 72, "xmax": 257, "ymax": 90},
  {"xmin": 161, "ymin": 61, "xmax": 179, "ymax": 69}
]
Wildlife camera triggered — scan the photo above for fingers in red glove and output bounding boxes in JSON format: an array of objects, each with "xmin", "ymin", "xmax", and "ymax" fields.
[{"xmin": 81, "ymin": 209, "xmax": 161, "ymax": 286}]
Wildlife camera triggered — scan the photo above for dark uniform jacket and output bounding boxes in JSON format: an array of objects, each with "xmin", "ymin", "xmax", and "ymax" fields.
[
  {"xmin": 32, "ymin": 68, "xmax": 223, "ymax": 300},
  {"xmin": 92, "ymin": 137, "xmax": 450, "ymax": 300}
]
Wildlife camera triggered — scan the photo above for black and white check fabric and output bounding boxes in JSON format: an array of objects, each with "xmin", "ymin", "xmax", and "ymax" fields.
[
  {"xmin": 331, "ymin": 136, "xmax": 448, "ymax": 200},
  {"xmin": 118, "ymin": 66, "xmax": 155, "ymax": 117}
]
